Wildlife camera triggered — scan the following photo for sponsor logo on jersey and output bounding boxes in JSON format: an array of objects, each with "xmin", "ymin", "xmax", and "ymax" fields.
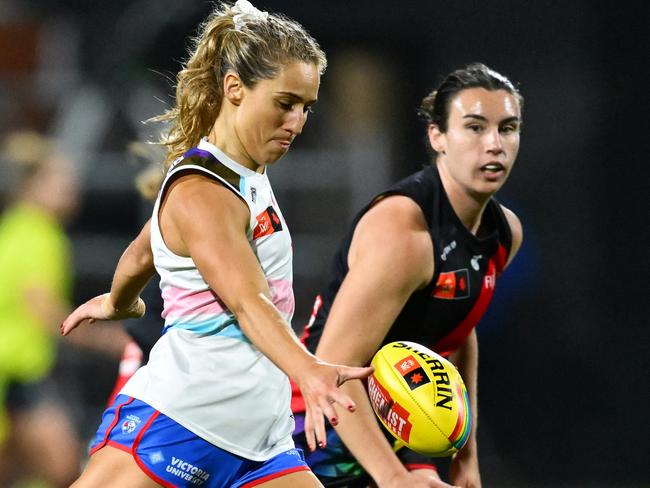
[
  {"xmin": 251, "ymin": 186, "xmax": 257, "ymax": 203},
  {"xmin": 253, "ymin": 206, "xmax": 283, "ymax": 239},
  {"xmin": 394, "ymin": 355, "xmax": 431, "ymax": 390},
  {"xmin": 483, "ymin": 271, "xmax": 495, "ymax": 289},
  {"xmin": 440, "ymin": 240, "xmax": 457, "ymax": 261},
  {"xmin": 165, "ymin": 457, "xmax": 211, "ymax": 485},
  {"xmin": 470, "ymin": 254, "xmax": 482, "ymax": 271},
  {"xmin": 121, "ymin": 414, "xmax": 141, "ymax": 435},
  {"xmin": 368, "ymin": 375, "xmax": 413, "ymax": 442},
  {"xmin": 432, "ymin": 269, "xmax": 470, "ymax": 300}
]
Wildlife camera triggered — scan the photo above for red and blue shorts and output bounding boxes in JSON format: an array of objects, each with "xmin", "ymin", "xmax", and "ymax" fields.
[{"xmin": 91, "ymin": 394, "xmax": 310, "ymax": 487}]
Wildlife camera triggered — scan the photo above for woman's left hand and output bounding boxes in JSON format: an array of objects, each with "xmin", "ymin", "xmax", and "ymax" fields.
[{"xmin": 294, "ymin": 360, "xmax": 374, "ymax": 452}]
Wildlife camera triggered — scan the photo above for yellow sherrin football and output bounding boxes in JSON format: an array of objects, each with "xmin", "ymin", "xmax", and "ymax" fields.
[{"xmin": 367, "ymin": 341, "xmax": 471, "ymax": 457}]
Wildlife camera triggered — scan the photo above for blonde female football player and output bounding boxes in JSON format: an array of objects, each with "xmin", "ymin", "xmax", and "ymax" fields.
[
  {"xmin": 61, "ymin": 2, "xmax": 372, "ymax": 487},
  {"xmin": 292, "ymin": 63, "xmax": 524, "ymax": 488}
]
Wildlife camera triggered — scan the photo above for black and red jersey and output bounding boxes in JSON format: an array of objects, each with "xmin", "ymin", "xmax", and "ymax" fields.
[{"xmin": 301, "ymin": 164, "xmax": 513, "ymax": 359}]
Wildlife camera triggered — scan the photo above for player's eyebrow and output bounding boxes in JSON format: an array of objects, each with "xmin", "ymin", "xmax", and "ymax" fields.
[
  {"xmin": 462, "ymin": 114, "xmax": 488, "ymax": 121},
  {"xmin": 463, "ymin": 114, "xmax": 520, "ymax": 124}
]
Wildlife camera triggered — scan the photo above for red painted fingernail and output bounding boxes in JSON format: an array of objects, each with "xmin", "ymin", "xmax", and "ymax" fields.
[
  {"xmin": 348, "ymin": 405, "xmax": 355, "ymax": 411},
  {"xmin": 318, "ymin": 441, "xmax": 324, "ymax": 448}
]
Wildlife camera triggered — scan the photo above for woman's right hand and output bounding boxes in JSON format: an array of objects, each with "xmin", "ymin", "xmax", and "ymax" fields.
[{"xmin": 60, "ymin": 293, "xmax": 145, "ymax": 335}]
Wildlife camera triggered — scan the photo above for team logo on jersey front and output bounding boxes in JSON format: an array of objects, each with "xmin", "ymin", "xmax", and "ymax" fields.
[
  {"xmin": 121, "ymin": 414, "xmax": 141, "ymax": 434},
  {"xmin": 253, "ymin": 206, "xmax": 283, "ymax": 239},
  {"xmin": 394, "ymin": 355, "xmax": 431, "ymax": 390},
  {"xmin": 432, "ymin": 269, "xmax": 470, "ymax": 300}
]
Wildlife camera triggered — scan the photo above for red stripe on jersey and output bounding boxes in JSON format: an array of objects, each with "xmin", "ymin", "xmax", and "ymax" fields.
[
  {"xmin": 494, "ymin": 242, "xmax": 508, "ymax": 276},
  {"xmin": 432, "ymin": 244, "xmax": 506, "ymax": 354},
  {"xmin": 290, "ymin": 379, "xmax": 305, "ymax": 413},
  {"xmin": 291, "ymin": 295, "xmax": 323, "ymax": 413},
  {"xmin": 299, "ymin": 294, "xmax": 322, "ymax": 346}
]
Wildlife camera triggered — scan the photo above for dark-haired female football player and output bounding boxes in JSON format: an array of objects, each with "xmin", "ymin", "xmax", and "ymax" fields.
[{"xmin": 292, "ymin": 63, "xmax": 524, "ymax": 488}]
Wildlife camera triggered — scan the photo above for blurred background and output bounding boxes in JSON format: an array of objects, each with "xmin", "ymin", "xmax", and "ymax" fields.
[{"xmin": 0, "ymin": 0, "xmax": 647, "ymax": 487}]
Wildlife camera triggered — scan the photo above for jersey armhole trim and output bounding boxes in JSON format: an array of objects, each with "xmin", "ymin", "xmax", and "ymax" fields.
[{"xmin": 155, "ymin": 166, "xmax": 252, "ymax": 256}]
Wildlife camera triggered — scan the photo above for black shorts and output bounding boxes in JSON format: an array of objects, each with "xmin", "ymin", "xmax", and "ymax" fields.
[{"xmin": 5, "ymin": 377, "xmax": 58, "ymax": 411}]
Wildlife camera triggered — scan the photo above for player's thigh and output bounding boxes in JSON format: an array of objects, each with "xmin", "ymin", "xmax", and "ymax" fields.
[
  {"xmin": 71, "ymin": 445, "xmax": 160, "ymax": 488},
  {"xmin": 254, "ymin": 469, "xmax": 324, "ymax": 487}
]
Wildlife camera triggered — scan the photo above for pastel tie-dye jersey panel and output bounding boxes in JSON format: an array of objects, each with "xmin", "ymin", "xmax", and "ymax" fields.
[
  {"xmin": 121, "ymin": 139, "xmax": 296, "ymax": 461},
  {"xmin": 159, "ymin": 278, "xmax": 294, "ymax": 339}
]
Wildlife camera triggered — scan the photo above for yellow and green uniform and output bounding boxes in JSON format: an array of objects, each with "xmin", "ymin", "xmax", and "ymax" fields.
[{"xmin": 0, "ymin": 203, "xmax": 72, "ymax": 442}]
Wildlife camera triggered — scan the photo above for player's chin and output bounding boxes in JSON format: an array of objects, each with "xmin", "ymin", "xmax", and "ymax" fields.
[
  {"xmin": 473, "ymin": 173, "xmax": 509, "ymax": 195},
  {"xmin": 264, "ymin": 152, "xmax": 288, "ymax": 166}
]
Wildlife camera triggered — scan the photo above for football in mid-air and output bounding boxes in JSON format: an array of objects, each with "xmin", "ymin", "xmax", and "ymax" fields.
[{"xmin": 367, "ymin": 341, "xmax": 471, "ymax": 457}]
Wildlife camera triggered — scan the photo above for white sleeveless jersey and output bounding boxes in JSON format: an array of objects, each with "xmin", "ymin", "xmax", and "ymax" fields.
[{"xmin": 121, "ymin": 139, "xmax": 295, "ymax": 460}]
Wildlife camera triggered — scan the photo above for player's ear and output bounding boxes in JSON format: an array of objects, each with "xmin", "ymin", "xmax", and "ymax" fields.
[
  {"xmin": 428, "ymin": 124, "xmax": 446, "ymax": 154},
  {"xmin": 223, "ymin": 71, "xmax": 244, "ymax": 107}
]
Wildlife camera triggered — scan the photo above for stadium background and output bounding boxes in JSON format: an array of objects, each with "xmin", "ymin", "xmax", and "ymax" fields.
[{"xmin": 0, "ymin": 1, "xmax": 647, "ymax": 486}]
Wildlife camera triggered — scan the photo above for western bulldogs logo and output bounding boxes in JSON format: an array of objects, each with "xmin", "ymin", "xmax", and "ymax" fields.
[{"xmin": 121, "ymin": 414, "xmax": 141, "ymax": 434}]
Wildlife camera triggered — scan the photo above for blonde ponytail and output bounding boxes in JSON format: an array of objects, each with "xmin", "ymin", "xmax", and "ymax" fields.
[{"xmin": 146, "ymin": 1, "xmax": 326, "ymax": 192}]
